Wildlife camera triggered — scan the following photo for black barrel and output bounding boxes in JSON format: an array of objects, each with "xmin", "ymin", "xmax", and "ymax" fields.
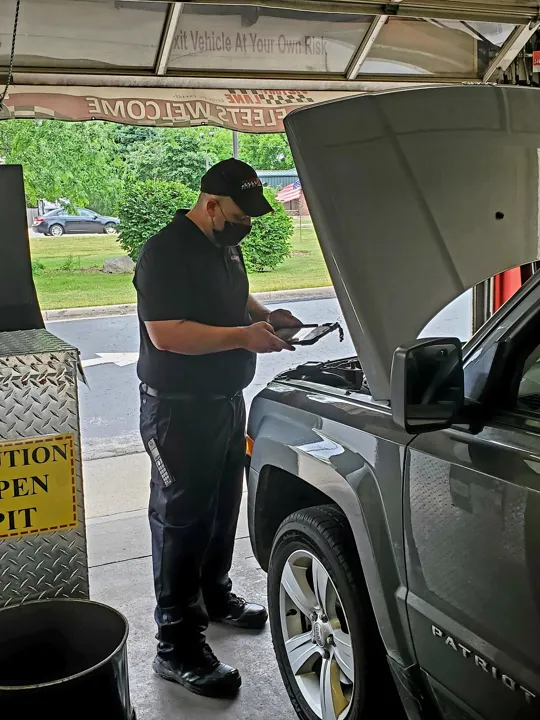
[{"xmin": 0, "ymin": 599, "xmax": 135, "ymax": 719}]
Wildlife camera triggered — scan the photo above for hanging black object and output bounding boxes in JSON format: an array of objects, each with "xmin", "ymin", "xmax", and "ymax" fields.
[
  {"xmin": 0, "ymin": 0, "xmax": 21, "ymax": 111},
  {"xmin": 0, "ymin": 599, "xmax": 136, "ymax": 719},
  {"xmin": 0, "ymin": 164, "xmax": 44, "ymax": 332}
]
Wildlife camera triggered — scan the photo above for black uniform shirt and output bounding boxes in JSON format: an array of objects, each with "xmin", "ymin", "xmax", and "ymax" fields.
[{"xmin": 134, "ymin": 210, "xmax": 256, "ymax": 395}]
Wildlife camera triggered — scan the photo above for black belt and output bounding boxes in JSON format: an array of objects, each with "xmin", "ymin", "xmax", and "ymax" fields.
[{"xmin": 141, "ymin": 384, "xmax": 240, "ymax": 402}]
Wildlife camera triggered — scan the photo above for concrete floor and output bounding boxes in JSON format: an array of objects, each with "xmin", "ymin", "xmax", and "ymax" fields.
[{"xmin": 85, "ymin": 453, "xmax": 294, "ymax": 720}]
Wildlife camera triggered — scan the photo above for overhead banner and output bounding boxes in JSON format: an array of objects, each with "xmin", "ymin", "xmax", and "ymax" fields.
[{"xmin": 1, "ymin": 86, "xmax": 359, "ymax": 133}]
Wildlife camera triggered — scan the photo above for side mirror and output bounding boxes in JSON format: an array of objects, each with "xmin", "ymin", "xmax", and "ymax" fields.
[{"xmin": 391, "ymin": 338, "xmax": 464, "ymax": 434}]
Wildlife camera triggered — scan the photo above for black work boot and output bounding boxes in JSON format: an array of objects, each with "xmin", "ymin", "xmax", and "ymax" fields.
[
  {"xmin": 208, "ymin": 593, "xmax": 268, "ymax": 630},
  {"xmin": 152, "ymin": 643, "xmax": 241, "ymax": 698}
]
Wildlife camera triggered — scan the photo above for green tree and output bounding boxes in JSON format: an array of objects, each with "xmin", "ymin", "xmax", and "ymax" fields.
[
  {"xmin": 239, "ymin": 133, "xmax": 294, "ymax": 170},
  {"xmin": 113, "ymin": 125, "xmax": 158, "ymax": 161},
  {"xmin": 118, "ymin": 180, "xmax": 197, "ymax": 260},
  {"xmin": 113, "ymin": 125, "xmax": 294, "ymax": 189},
  {"xmin": 124, "ymin": 131, "xmax": 208, "ymax": 190},
  {"xmin": 196, "ymin": 127, "xmax": 234, "ymax": 163},
  {"xmin": 0, "ymin": 119, "xmax": 122, "ymax": 213},
  {"xmin": 242, "ymin": 188, "xmax": 292, "ymax": 272}
]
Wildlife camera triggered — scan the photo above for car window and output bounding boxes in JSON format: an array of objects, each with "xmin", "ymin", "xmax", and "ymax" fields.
[
  {"xmin": 46, "ymin": 210, "xmax": 60, "ymax": 217},
  {"xmin": 78, "ymin": 209, "xmax": 92, "ymax": 217},
  {"xmin": 516, "ymin": 345, "xmax": 540, "ymax": 414}
]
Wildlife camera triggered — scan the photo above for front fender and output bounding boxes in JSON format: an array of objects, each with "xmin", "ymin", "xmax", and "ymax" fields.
[{"xmin": 248, "ymin": 392, "xmax": 415, "ymax": 668}]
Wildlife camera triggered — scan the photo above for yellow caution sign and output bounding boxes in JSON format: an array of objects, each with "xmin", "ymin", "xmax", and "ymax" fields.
[{"xmin": 0, "ymin": 434, "xmax": 77, "ymax": 539}]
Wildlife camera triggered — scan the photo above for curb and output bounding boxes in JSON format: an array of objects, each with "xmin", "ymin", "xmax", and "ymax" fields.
[
  {"xmin": 44, "ymin": 286, "xmax": 336, "ymax": 322},
  {"xmin": 254, "ymin": 286, "xmax": 335, "ymax": 305},
  {"xmin": 44, "ymin": 303, "xmax": 136, "ymax": 322}
]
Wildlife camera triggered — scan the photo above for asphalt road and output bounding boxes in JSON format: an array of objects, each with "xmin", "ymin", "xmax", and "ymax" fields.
[{"xmin": 47, "ymin": 292, "xmax": 472, "ymax": 459}]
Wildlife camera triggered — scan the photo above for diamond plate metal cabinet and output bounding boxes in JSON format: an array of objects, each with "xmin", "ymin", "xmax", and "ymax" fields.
[{"xmin": 0, "ymin": 329, "xmax": 89, "ymax": 607}]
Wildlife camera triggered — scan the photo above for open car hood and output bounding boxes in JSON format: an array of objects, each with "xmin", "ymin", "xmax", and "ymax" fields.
[{"xmin": 285, "ymin": 85, "xmax": 540, "ymax": 400}]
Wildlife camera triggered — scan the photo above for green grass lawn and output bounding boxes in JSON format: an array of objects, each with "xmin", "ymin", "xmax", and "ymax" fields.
[
  {"xmin": 30, "ymin": 235, "xmax": 121, "ymax": 271},
  {"xmin": 31, "ymin": 234, "xmax": 137, "ymax": 309},
  {"xmin": 249, "ymin": 220, "xmax": 331, "ymax": 293},
  {"xmin": 31, "ymin": 219, "xmax": 331, "ymax": 310}
]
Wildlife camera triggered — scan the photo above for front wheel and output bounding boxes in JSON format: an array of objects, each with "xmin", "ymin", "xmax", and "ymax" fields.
[
  {"xmin": 49, "ymin": 224, "xmax": 64, "ymax": 237},
  {"xmin": 268, "ymin": 505, "xmax": 399, "ymax": 720},
  {"xmin": 104, "ymin": 222, "xmax": 117, "ymax": 234}
]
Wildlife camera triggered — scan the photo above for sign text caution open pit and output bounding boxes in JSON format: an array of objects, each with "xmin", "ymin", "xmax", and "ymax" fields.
[{"xmin": 0, "ymin": 435, "xmax": 77, "ymax": 539}]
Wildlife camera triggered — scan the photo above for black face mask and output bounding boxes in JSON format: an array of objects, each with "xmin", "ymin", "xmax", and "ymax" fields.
[{"xmin": 211, "ymin": 204, "xmax": 251, "ymax": 247}]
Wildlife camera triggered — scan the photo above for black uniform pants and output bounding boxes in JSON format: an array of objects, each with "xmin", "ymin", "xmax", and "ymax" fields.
[{"xmin": 140, "ymin": 387, "xmax": 246, "ymax": 660}]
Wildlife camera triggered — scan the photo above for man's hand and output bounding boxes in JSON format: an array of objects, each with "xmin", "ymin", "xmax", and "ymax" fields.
[
  {"xmin": 240, "ymin": 322, "xmax": 295, "ymax": 354},
  {"xmin": 268, "ymin": 308, "xmax": 303, "ymax": 330}
]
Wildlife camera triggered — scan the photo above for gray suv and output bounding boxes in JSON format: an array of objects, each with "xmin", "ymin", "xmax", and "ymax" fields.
[{"xmin": 246, "ymin": 85, "xmax": 540, "ymax": 720}]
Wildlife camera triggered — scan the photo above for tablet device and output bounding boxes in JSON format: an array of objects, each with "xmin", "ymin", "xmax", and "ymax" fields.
[{"xmin": 276, "ymin": 323, "xmax": 339, "ymax": 345}]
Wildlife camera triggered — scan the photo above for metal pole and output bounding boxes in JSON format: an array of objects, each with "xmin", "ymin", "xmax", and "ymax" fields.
[
  {"xmin": 232, "ymin": 131, "xmax": 239, "ymax": 159},
  {"xmin": 345, "ymin": 15, "xmax": 388, "ymax": 79},
  {"xmin": 155, "ymin": 3, "xmax": 184, "ymax": 76},
  {"xmin": 471, "ymin": 279, "xmax": 493, "ymax": 335}
]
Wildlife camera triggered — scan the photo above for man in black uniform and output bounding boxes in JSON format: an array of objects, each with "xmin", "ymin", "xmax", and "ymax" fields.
[{"xmin": 134, "ymin": 159, "xmax": 301, "ymax": 698}]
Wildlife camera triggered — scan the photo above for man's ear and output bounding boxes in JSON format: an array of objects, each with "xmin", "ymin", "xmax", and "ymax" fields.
[{"xmin": 205, "ymin": 197, "xmax": 219, "ymax": 218}]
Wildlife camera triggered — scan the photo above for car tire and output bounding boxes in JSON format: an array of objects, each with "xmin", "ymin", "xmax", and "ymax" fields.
[
  {"xmin": 268, "ymin": 505, "xmax": 401, "ymax": 720},
  {"xmin": 104, "ymin": 222, "xmax": 117, "ymax": 234},
  {"xmin": 49, "ymin": 224, "xmax": 64, "ymax": 237}
]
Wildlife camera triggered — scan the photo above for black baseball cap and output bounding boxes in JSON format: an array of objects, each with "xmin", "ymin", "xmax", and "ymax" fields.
[{"xmin": 201, "ymin": 158, "xmax": 273, "ymax": 218}]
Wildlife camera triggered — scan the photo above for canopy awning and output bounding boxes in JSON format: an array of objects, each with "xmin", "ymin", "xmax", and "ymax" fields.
[{"xmin": 2, "ymin": 0, "xmax": 539, "ymax": 131}]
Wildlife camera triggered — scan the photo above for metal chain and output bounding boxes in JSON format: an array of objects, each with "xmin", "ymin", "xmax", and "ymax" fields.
[{"xmin": 0, "ymin": 0, "xmax": 22, "ymax": 110}]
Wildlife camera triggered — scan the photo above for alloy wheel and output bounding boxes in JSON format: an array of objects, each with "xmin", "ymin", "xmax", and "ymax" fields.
[{"xmin": 280, "ymin": 550, "xmax": 355, "ymax": 720}]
